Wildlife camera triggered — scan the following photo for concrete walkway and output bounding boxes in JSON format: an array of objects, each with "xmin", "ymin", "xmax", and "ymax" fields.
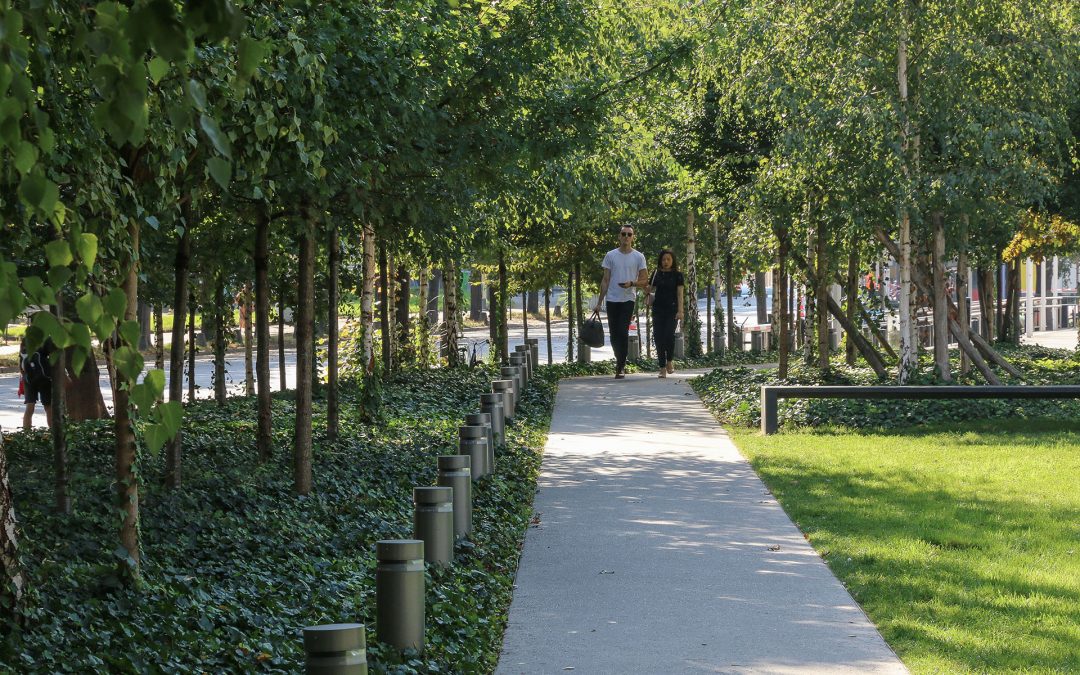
[{"xmin": 498, "ymin": 372, "xmax": 907, "ymax": 674}]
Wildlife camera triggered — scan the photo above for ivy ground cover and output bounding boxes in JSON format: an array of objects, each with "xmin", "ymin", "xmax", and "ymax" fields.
[{"xmin": 1, "ymin": 365, "xmax": 564, "ymax": 673}]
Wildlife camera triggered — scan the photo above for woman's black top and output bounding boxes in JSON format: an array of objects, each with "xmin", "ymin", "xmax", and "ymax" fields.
[{"xmin": 651, "ymin": 270, "xmax": 684, "ymax": 314}]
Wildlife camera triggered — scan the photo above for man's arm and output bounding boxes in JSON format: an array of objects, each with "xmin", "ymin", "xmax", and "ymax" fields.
[
  {"xmin": 635, "ymin": 264, "xmax": 649, "ymax": 288},
  {"xmin": 595, "ymin": 267, "xmax": 611, "ymax": 311}
]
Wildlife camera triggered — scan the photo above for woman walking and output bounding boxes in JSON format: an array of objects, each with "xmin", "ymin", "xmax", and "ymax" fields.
[{"xmin": 647, "ymin": 249, "xmax": 684, "ymax": 377}]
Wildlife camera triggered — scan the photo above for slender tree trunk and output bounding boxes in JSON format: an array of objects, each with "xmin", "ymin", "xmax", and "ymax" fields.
[
  {"xmin": 360, "ymin": 225, "xmax": 377, "ymax": 375},
  {"xmin": 778, "ymin": 232, "xmax": 790, "ymax": 378},
  {"xmin": 214, "ymin": 276, "xmax": 227, "ymax": 405},
  {"xmin": 417, "ymin": 265, "xmax": 430, "ymax": 364},
  {"xmin": 574, "ymin": 261, "xmax": 584, "ymax": 334},
  {"xmin": 445, "ymin": 261, "xmax": 460, "ymax": 366},
  {"xmin": 470, "ymin": 276, "xmax": 483, "ymax": 322},
  {"xmin": 0, "ymin": 434, "xmax": 24, "ymax": 627},
  {"xmin": 277, "ymin": 293, "xmax": 287, "ymax": 391},
  {"xmin": 255, "ymin": 211, "xmax": 272, "ymax": 461},
  {"xmin": 804, "ymin": 226, "xmax": 815, "ymax": 365},
  {"xmin": 1010, "ymin": 260, "xmax": 1022, "ymax": 342},
  {"xmin": 137, "ymin": 300, "xmax": 152, "ymax": 351},
  {"xmin": 713, "ymin": 217, "xmax": 722, "ymax": 350},
  {"xmin": 725, "ymin": 253, "xmax": 736, "ymax": 349},
  {"xmin": 815, "ymin": 225, "xmax": 830, "ymax": 369},
  {"xmin": 957, "ymin": 216, "xmax": 971, "ymax": 375},
  {"xmin": 293, "ymin": 218, "xmax": 315, "ymax": 495},
  {"xmin": 397, "ymin": 265, "xmax": 411, "ymax": 348},
  {"xmin": 379, "ymin": 242, "xmax": 391, "ymax": 374},
  {"xmin": 566, "ymin": 267, "xmax": 575, "ymax": 362},
  {"xmin": 545, "ymin": 287, "xmax": 553, "ymax": 364},
  {"xmin": 165, "ymin": 220, "xmax": 190, "ymax": 487},
  {"xmin": 755, "ymin": 272, "xmax": 768, "ymax": 326},
  {"xmin": 386, "ymin": 250, "xmax": 397, "ymax": 371},
  {"xmin": 522, "ymin": 291, "xmax": 528, "ymax": 341},
  {"xmin": 706, "ymin": 283, "xmax": 712, "ymax": 353},
  {"xmin": 243, "ymin": 285, "xmax": 254, "ymax": 396},
  {"xmin": 684, "ymin": 210, "xmax": 702, "ymax": 357},
  {"xmin": 846, "ymin": 244, "xmax": 859, "ymax": 366},
  {"xmin": 977, "ymin": 266, "xmax": 994, "ymax": 341},
  {"xmin": 996, "ymin": 262, "xmax": 1005, "ymax": 338},
  {"xmin": 931, "ymin": 212, "xmax": 951, "ymax": 380},
  {"xmin": 50, "ymin": 301, "xmax": 69, "ymax": 515},
  {"xmin": 116, "ymin": 220, "xmax": 140, "ymax": 578},
  {"xmin": 187, "ymin": 293, "xmax": 196, "ymax": 403},
  {"xmin": 327, "ymin": 226, "xmax": 340, "ymax": 441},
  {"xmin": 498, "ymin": 253, "xmax": 509, "ymax": 362},
  {"xmin": 154, "ymin": 304, "xmax": 164, "ymax": 371}
]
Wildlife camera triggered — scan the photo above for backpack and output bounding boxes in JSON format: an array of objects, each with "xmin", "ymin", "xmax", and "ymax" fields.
[{"xmin": 23, "ymin": 348, "xmax": 50, "ymax": 387}]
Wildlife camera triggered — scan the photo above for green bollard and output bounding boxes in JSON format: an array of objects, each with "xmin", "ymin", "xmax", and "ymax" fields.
[
  {"xmin": 479, "ymin": 393, "xmax": 505, "ymax": 446},
  {"xmin": 413, "ymin": 487, "xmax": 454, "ymax": 566},
  {"xmin": 459, "ymin": 425, "xmax": 489, "ymax": 480},
  {"xmin": 437, "ymin": 455, "xmax": 472, "ymax": 540},
  {"xmin": 375, "ymin": 539, "xmax": 425, "ymax": 652},
  {"xmin": 492, "ymin": 379, "xmax": 515, "ymax": 420},
  {"xmin": 465, "ymin": 412, "xmax": 495, "ymax": 472},
  {"xmin": 303, "ymin": 623, "xmax": 368, "ymax": 675}
]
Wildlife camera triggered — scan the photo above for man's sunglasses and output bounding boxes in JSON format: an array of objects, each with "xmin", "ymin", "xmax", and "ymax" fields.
[{"xmin": 619, "ymin": 231, "xmax": 634, "ymax": 237}]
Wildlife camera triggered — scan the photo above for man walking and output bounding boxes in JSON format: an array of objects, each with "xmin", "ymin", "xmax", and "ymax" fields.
[{"xmin": 596, "ymin": 224, "xmax": 648, "ymax": 379}]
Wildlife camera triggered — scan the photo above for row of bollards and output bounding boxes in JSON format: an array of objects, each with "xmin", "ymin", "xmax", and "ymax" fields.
[{"xmin": 303, "ymin": 341, "xmax": 540, "ymax": 671}]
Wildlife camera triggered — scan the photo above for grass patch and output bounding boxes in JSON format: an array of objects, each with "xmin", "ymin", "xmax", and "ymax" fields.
[{"xmin": 728, "ymin": 420, "xmax": 1080, "ymax": 674}]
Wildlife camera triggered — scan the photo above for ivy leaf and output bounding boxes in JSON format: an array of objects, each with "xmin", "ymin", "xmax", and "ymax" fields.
[
  {"xmin": 103, "ymin": 288, "xmax": 128, "ymax": 320},
  {"xmin": 207, "ymin": 156, "xmax": 232, "ymax": 189},
  {"xmin": 113, "ymin": 346, "xmax": 144, "ymax": 382},
  {"xmin": 77, "ymin": 233, "xmax": 99, "ymax": 271},
  {"xmin": 18, "ymin": 173, "xmax": 59, "ymax": 214},
  {"xmin": 14, "ymin": 141, "xmax": 38, "ymax": 174},
  {"xmin": 119, "ymin": 319, "xmax": 141, "ymax": 347},
  {"xmin": 76, "ymin": 291, "xmax": 104, "ymax": 326},
  {"xmin": 148, "ymin": 56, "xmax": 170, "ymax": 84}
]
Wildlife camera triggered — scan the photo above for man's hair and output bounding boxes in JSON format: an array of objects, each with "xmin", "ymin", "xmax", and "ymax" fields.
[{"xmin": 618, "ymin": 224, "xmax": 635, "ymax": 233}]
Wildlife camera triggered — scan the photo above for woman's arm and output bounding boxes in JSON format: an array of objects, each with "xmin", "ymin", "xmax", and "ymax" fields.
[{"xmin": 676, "ymin": 285, "xmax": 684, "ymax": 321}]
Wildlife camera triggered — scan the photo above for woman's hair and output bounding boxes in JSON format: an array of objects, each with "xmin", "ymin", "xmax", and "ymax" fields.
[{"xmin": 655, "ymin": 249, "xmax": 678, "ymax": 271}]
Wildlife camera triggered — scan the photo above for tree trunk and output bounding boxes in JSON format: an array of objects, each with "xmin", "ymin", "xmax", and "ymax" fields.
[
  {"xmin": 705, "ymin": 283, "xmax": 712, "ymax": 353},
  {"xmin": 64, "ymin": 345, "xmax": 107, "ymax": 421},
  {"xmin": 566, "ymin": 267, "xmax": 575, "ymax": 362},
  {"xmin": 470, "ymin": 276, "xmax": 482, "ymax": 322},
  {"xmin": 379, "ymin": 242, "xmax": 391, "ymax": 374},
  {"xmin": 137, "ymin": 300, "xmax": 152, "ymax": 351},
  {"xmin": 165, "ymin": 219, "xmax": 190, "ymax": 488},
  {"xmin": 50, "ymin": 302, "xmax": 69, "ymax": 515},
  {"xmin": 154, "ymin": 304, "xmax": 164, "ymax": 371},
  {"xmin": 214, "ymin": 276, "xmax": 227, "ymax": 405},
  {"xmin": 255, "ymin": 211, "xmax": 272, "ymax": 461},
  {"xmin": 684, "ymin": 210, "xmax": 702, "ymax": 357},
  {"xmin": 386, "ymin": 250, "xmax": 397, "ymax": 371},
  {"xmin": 187, "ymin": 293, "xmax": 196, "ymax": 402},
  {"xmin": 397, "ymin": 265, "xmax": 411, "ymax": 347},
  {"xmin": 778, "ymin": 233, "xmax": 790, "ymax": 378},
  {"xmin": 804, "ymin": 227, "xmax": 816, "ymax": 365},
  {"xmin": 995, "ymin": 262, "xmax": 1005, "ymax": 338},
  {"xmin": 427, "ymin": 269, "xmax": 441, "ymax": 326},
  {"xmin": 445, "ymin": 261, "xmax": 460, "ymax": 366},
  {"xmin": 243, "ymin": 285, "xmax": 254, "ymax": 396},
  {"xmin": 957, "ymin": 216, "xmax": 971, "ymax": 375},
  {"xmin": 755, "ymin": 271, "xmax": 768, "ymax": 326},
  {"xmin": 0, "ymin": 434, "xmax": 24, "ymax": 627},
  {"xmin": 725, "ymin": 253, "xmax": 736, "ymax": 350},
  {"xmin": 417, "ymin": 265, "xmax": 430, "ymax": 364},
  {"xmin": 1010, "ymin": 260, "xmax": 1021, "ymax": 342},
  {"xmin": 931, "ymin": 212, "xmax": 951, "ymax": 381},
  {"xmin": 116, "ymin": 220, "xmax": 140, "ymax": 579},
  {"xmin": 277, "ymin": 293, "xmax": 287, "ymax": 391},
  {"xmin": 360, "ymin": 225, "xmax": 377, "ymax": 375},
  {"xmin": 326, "ymin": 225, "xmax": 339, "ymax": 441},
  {"xmin": 522, "ymin": 291, "xmax": 528, "ymax": 341},
  {"xmin": 846, "ymin": 244, "xmax": 859, "ymax": 366},
  {"xmin": 977, "ymin": 266, "xmax": 994, "ymax": 341},
  {"xmin": 896, "ymin": 5, "xmax": 920, "ymax": 383},
  {"xmin": 293, "ymin": 219, "xmax": 315, "ymax": 495},
  {"xmin": 815, "ymin": 226, "xmax": 829, "ymax": 369},
  {"xmin": 545, "ymin": 287, "xmax": 553, "ymax": 364},
  {"xmin": 713, "ymin": 217, "xmax": 723, "ymax": 350},
  {"xmin": 499, "ymin": 253, "xmax": 509, "ymax": 362}
]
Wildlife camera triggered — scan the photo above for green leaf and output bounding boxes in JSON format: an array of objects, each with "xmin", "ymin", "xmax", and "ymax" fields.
[
  {"xmin": 103, "ymin": 288, "xmax": 127, "ymax": 320},
  {"xmin": 199, "ymin": 114, "xmax": 231, "ymax": 159},
  {"xmin": 31, "ymin": 310, "xmax": 65, "ymax": 347},
  {"xmin": 18, "ymin": 173, "xmax": 59, "ymax": 214},
  {"xmin": 144, "ymin": 369, "xmax": 165, "ymax": 397},
  {"xmin": 129, "ymin": 382, "xmax": 155, "ymax": 412},
  {"xmin": 14, "ymin": 141, "xmax": 37, "ymax": 174},
  {"xmin": 157, "ymin": 400, "xmax": 183, "ymax": 435},
  {"xmin": 148, "ymin": 56, "xmax": 170, "ymax": 84},
  {"xmin": 45, "ymin": 240, "xmax": 73, "ymax": 268},
  {"xmin": 119, "ymin": 319, "xmax": 141, "ymax": 347},
  {"xmin": 207, "ymin": 156, "xmax": 231, "ymax": 189},
  {"xmin": 69, "ymin": 323, "xmax": 92, "ymax": 375},
  {"xmin": 187, "ymin": 79, "xmax": 207, "ymax": 112},
  {"xmin": 47, "ymin": 266, "xmax": 72, "ymax": 289},
  {"xmin": 77, "ymin": 233, "xmax": 99, "ymax": 270},
  {"xmin": 22, "ymin": 276, "xmax": 56, "ymax": 306},
  {"xmin": 113, "ymin": 346, "xmax": 144, "ymax": 382},
  {"xmin": 76, "ymin": 292, "xmax": 104, "ymax": 325},
  {"xmin": 143, "ymin": 423, "xmax": 171, "ymax": 455},
  {"xmin": 238, "ymin": 37, "xmax": 269, "ymax": 80}
]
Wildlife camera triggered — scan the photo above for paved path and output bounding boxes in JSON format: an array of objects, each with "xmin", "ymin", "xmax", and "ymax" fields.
[
  {"xmin": 1023, "ymin": 327, "xmax": 1077, "ymax": 350},
  {"xmin": 498, "ymin": 372, "xmax": 907, "ymax": 674}
]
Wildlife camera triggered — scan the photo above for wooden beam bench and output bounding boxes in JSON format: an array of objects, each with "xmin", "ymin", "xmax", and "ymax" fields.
[{"xmin": 760, "ymin": 385, "xmax": 1080, "ymax": 434}]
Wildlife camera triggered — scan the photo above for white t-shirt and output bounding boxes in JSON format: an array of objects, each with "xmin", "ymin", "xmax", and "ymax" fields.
[{"xmin": 602, "ymin": 248, "xmax": 648, "ymax": 303}]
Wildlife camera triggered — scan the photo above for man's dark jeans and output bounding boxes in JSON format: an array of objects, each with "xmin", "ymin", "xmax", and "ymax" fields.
[{"xmin": 606, "ymin": 300, "xmax": 635, "ymax": 373}]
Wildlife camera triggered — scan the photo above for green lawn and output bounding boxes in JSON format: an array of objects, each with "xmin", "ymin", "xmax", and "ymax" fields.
[{"xmin": 730, "ymin": 420, "xmax": 1080, "ymax": 674}]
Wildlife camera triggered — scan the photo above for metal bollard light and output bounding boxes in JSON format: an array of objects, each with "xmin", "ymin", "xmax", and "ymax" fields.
[
  {"xmin": 511, "ymin": 350, "xmax": 530, "ymax": 382},
  {"xmin": 459, "ymin": 425, "xmax": 489, "ymax": 480},
  {"xmin": 577, "ymin": 340, "xmax": 591, "ymax": 363},
  {"xmin": 375, "ymin": 539, "xmax": 425, "ymax": 652},
  {"xmin": 502, "ymin": 364, "xmax": 523, "ymax": 402},
  {"xmin": 494, "ymin": 375, "xmax": 516, "ymax": 419},
  {"xmin": 628, "ymin": 334, "xmax": 641, "ymax": 364},
  {"xmin": 509, "ymin": 356, "xmax": 528, "ymax": 395},
  {"xmin": 514, "ymin": 345, "xmax": 533, "ymax": 380},
  {"xmin": 525, "ymin": 338, "xmax": 539, "ymax": 369},
  {"xmin": 413, "ymin": 487, "xmax": 454, "ymax": 566},
  {"xmin": 303, "ymin": 623, "xmax": 368, "ymax": 675},
  {"xmin": 465, "ymin": 412, "xmax": 495, "ymax": 471},
  {"xmin": 479, "ymin": 392, "xmax": 506, "ymax": 446},
  {"xmin": 437, "ymin": 455, "xmax": 472, "ymax": 540}
]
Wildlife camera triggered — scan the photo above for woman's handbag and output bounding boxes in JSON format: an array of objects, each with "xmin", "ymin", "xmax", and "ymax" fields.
[{"xmin": 581, "ymin": 308, "xmax": 606, "ymax": 348}]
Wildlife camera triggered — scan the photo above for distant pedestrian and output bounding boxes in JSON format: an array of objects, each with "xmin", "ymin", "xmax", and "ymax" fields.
[
  {"xmin": 646, "ymin": 249, "xmax": 684, "ymax": 377},
  {"xmin": 20, "ymin": 338, "xmax": 54, "ymax": 430},
  {"xmin": 595, "ymin": 224, "xmax": 648, "ymax": 379}
]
